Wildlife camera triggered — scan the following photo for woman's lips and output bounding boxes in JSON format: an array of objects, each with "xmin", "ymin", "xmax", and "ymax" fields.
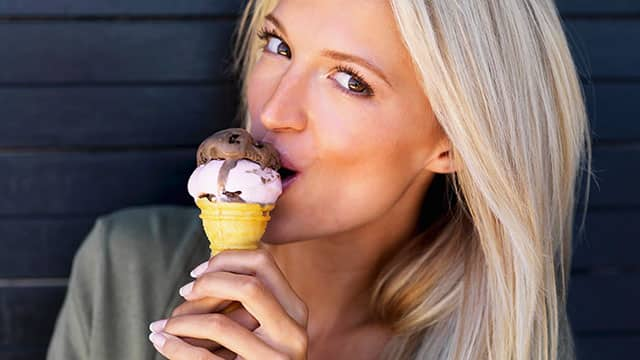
[
  {"xmin": 276, "ymin": 151, "xmax": 301, "ymax": 192},
  {"xmin": 282, "ymin": 173, "xmax": 299, "ymax": 191}
]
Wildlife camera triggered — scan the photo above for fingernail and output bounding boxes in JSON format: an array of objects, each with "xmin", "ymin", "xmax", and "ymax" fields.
[
  {"xmin": 179, "ymin": 281, "xmax": 194, "ymax": 298},
  {"xmin": 149, "ymin": 319, "xmax": 167, "ymax": 333},
  {"xmin": 148, "ymin": 332, "xmax": 167, "ymax": 349},
  {"xmin": 190, "ymin": 261, "xmax": 209, "ymax": 278}
]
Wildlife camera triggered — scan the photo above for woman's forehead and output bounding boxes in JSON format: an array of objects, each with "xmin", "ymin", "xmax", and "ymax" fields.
[{"xmin": 269, "ymin": 0, "xmax": 397, "ymax": 44}]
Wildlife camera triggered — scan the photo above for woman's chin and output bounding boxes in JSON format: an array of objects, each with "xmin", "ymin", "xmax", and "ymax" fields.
[
  {"xmin": 261, "ymin": 216, "xmax": 309, "ymax": 245},
  {"xmin": 261, "ymin": 220, "xmax": 290, "ymax": 244}
]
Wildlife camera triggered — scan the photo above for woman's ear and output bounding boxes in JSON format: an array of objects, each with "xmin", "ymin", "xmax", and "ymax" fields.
[{"xmin": 424, "ymin": 139, "xmax": 457, "ymax": 174}]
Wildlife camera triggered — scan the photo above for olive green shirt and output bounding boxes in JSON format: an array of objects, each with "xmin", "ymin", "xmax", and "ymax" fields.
[{"xmin": 47, "ymin": 205, "xmax": 210, "ymax": 360}]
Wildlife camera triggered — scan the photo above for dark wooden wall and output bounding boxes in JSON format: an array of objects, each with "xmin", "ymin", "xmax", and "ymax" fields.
[{"xmin": 0, "ymin": 1, "xmax": 638, "ymax": 359}]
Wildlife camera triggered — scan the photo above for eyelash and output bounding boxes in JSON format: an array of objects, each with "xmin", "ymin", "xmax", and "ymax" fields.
[
  {"xmin": 256, "ymin": 26, "xmax": 282, "ymax": 43},
  {"xmin": 256, "ymin": 25, "xmax": 375, "ymax": 98}
]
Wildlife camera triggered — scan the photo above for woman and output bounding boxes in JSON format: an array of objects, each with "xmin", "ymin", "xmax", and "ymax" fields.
[{"xmin": 48, "ymin": 0, "xmax": 591, "ymax": 359}]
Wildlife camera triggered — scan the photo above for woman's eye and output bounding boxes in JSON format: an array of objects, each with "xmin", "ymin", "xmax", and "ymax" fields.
[
  {"xmin": 265, "ymin": 37, "xmax": 291, "ymax": 58},
  {"xmin": 333, "ymin": 72, "xmax": 371, "ymax": 95}
]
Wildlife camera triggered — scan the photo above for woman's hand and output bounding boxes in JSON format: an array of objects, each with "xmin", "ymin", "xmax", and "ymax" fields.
[{"xmin": 148, "ymin": 249, "xmax": 309, "ymax": 360}]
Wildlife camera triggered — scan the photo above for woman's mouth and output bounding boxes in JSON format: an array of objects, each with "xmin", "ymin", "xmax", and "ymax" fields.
[{"xmin": 278, "ymin": 167, "xmax": 299, "ymax": 190}]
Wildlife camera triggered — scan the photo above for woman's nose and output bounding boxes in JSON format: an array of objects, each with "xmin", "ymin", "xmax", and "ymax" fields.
[{"xmin": 259, "ymin": 69, "xmax": 308, "ymax": 132}]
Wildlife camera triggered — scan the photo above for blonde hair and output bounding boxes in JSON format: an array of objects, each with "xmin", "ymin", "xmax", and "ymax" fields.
[{"xmin": 232, "ymin": 1, "xmax": 592, "ymax": 359}]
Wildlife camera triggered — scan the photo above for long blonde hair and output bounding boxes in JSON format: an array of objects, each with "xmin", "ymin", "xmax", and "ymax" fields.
[{"xmin": 232, "ymin": 1, "xmax": 592, "ymax": 359}]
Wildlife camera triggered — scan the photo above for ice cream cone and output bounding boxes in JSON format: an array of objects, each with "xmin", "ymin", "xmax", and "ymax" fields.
[
  {"xmin": 195, "ymin": 197, "xmax": 274, "ymax": 256},
  {"xmin": 190, "ymin": 128, "xmax": 282, "ymax": 316}
]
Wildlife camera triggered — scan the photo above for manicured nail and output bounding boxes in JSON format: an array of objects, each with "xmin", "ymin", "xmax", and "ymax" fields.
[
  {"xmin": 190, "ymin": 261, "xmax": 209, "ymax": 278},
  {"xmin": 148, "ymin": 332, "xmax": 167, "ymax": 349},
  {"xmin": 149, "ymin": 319, "xmax": 167, "ymax": 333},
  {"xmin": 179, "ymin": 281, "xmax": 194, "ymax": 298}
]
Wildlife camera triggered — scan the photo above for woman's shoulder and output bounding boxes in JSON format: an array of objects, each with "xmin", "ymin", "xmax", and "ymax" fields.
[
  {"xmin": 95, "ymin": 204, "xmax": 201, "ymax": 248},
  {"xmin": 75, "ymin": 204, "xmax": 209, "ymax": 278},
  {"xmin": 51, "ymin": 205, "xmax": 209, "ymax": 359}
]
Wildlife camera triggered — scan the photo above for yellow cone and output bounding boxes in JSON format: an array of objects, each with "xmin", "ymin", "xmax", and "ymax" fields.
[{"xmin": 195, "ymin": 197, "xmax": 274, "ymax": 256}]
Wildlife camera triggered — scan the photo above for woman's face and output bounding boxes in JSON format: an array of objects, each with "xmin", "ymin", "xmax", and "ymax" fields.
[{"xmin": 248, "ymin": 0, "xmax": 448, "ymax": 243}]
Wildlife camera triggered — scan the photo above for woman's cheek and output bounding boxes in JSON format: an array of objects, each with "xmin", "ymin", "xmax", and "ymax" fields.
[{"xmin": 312, "ymin": 95, "xmax": 377, "ymax": 154}]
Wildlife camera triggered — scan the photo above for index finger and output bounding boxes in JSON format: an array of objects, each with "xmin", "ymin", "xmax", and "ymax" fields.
[{"xmin": 191, "ymin": 249, "xmax": 308, "ymax": 327}]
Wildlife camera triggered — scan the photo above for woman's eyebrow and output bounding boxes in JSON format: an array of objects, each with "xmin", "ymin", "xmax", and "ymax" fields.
[
  {"xmin": 264, "ymin": 13, "xmax": 391, "ymax": 87},
  {"xmin": 265, "ymin": 14, "xmax": 288, "ymax": 38}
]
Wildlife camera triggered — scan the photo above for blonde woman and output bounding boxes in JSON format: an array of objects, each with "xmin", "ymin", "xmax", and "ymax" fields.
[{"xmin": 48, "ymin": 0, "xmax": 592, "ymax": 359}]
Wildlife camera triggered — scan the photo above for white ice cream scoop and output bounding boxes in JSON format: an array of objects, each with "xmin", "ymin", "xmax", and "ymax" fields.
[{"xmin": 187, "ymin": 159, "xmax": 282, "ymax": 205}]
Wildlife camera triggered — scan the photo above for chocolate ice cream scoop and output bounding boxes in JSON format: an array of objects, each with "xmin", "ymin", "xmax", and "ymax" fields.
[{"xmin": 196, "ymin": 128, "xmax": 281, "ymax": 170}]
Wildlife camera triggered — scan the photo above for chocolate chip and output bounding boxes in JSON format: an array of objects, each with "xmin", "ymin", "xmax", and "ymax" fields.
[
  {"xmin": 229, "ymin": 134, "xmax": 241, "ymax": 144},
  {"xmin": 199, "ymin": 194, "xmax": 216, "ymax": 201},
  {"xmin": 222, "ymin": 190, "xmax": 245, "ymax": 203},
  {"xmin": 223, "ymin": 190, "xmax": 243, "ymax": 198}
]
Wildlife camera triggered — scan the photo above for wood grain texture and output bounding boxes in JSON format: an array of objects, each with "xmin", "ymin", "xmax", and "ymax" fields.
[
  {"xmin": 0, "ymin": 85, "xmax": 239, "ymax": 147},
  {"xmin": 0, "ymin": 0, "xmax": 243, "ymax": 16},
  {"xmin": 584, "ymin": 83, "xmax": 640, "ymax": 142},
  {"xmin": 569, "ymin": 273, "xmax": 640, "ymax": 332},
  {"xmin": 573, "ymin": 210, "xmax": 640, "ymax": 269},
  {"xmin": 565, "ymin": 19, "xmax": 640, "ymax": 79},
  {"xmin": 2, "ymin": 1, "xmax": 640, "ymax": 17},
  {"xmin": 0, "ymin": 349, "xmax": 46, "ymax": 360},
  {"xmin": 0, "ymin": 217, "xmax": 95, "ymax": 278},
  {"xmin": 0, "ymin": 151, "xmax": 194, "ymax": 216},
  {"xmin": 557, "ymin": 0, "xmax": 640, "ymax": 15},
  {"xmin": 0, "ymin": 21, "xmax": 236, "ymax": 83},
  {"xmin": 0, "ymin": 19, "xmax": 639, "ymax": 84},
  {"xmin": 577, "ymin": 146, "xmax": 640, "ymax": 208},
  {"xmin": 0, "ymin": 287, "xmax": 66, "ymax": 347},
  {"xmin": 574, "ymin": 335, "xmax": 640, "ymax": 360}
]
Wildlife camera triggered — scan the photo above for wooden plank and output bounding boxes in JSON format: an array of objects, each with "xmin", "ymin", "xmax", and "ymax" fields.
[
  {"xmin": 0, "ymin": 85, "xmax": 239, "ymax": 147},
  {"xmin": 0, "ymin": 287, "xmax": 66, "ymax": 347},
  {"xmin": 574, "ymin": 335, "xmax": 640, "ymax": 360},
  {"xmin": 573, "ymin": 210, "xmax": 640, "ymax": 269},
  {"xmin": 0, "ymin": 348, "xmax": 46, "ymax": 360},
  {"xmin": 1, "ymin": 1, "xmax": 640, "ymax": 18},
  {"xmin": 0, "ymin": 21, "xmax": 236, "ymax": 83},
  {"xmin": 0, "ymin": 217, "xmax": 95, "ymax": 278},
  {"xmin": 0, "ymin": 0, "xmax": 242, "ymax": 16},
  {"xmin": 1, "ymin": 19, "xmax": 640, "ymax": 83},
  {"xmin": 557, "ymin": 0, "xmax": 640, "ymax": 16},
  {"xmin": 565, "ymin": 19, "xmax": 640, "ymax": 79},
  {"xmin": 0, "ymin": 150, "xmax": 195, "ymax": 216},
  {"xmin": 568, "ymin": 273, "xmax": 640, "ymax": 332},
  {"xmin": 576, "ymin": 146, "xmax": 640, "ymax": 208},
  {"xmin": 2, "ymin": 0, "xmax": 640, "ymax": 17},
  {"xmin": 583, "ymin": 82, "xmax": 640, "ymax": 142}
]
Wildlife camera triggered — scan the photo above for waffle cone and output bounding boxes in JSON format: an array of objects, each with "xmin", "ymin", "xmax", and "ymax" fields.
[{"xmin": 195, "ymin": 197, "xmax": 274, "ymax": 256}]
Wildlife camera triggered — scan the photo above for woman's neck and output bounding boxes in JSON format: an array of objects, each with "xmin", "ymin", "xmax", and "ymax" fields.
[{"xmin": 262, "ymin": 171, "xmax": 433, "ymax": 340}]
